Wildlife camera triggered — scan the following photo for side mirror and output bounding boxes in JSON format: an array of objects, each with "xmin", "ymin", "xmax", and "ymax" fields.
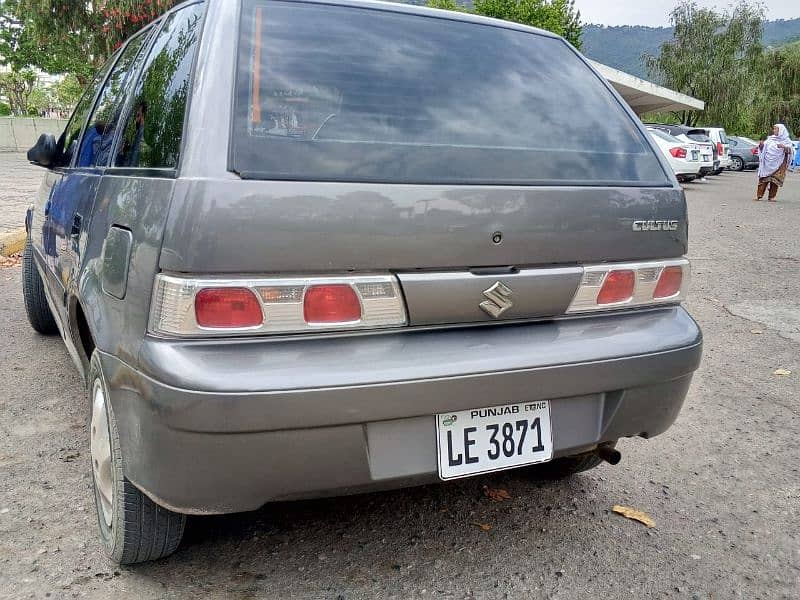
[{"xmin": 27, "ymin": 133, "xmax": 59, "ymax": 168}]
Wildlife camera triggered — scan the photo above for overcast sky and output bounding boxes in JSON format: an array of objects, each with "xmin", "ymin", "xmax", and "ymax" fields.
[{"xmin": 573, "ymin": 0, "xmax": 799, "ymax": 26}]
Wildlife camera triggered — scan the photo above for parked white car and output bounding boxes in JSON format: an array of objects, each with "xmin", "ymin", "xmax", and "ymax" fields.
[
  {"xmin": 647, "ymin": 128, "xmax": 702, "ymax": 182},
  {"xmin": 674, "ymin": 134, "xmax": 714, "ymax": 178},
  {"xmin": 699, "ymin": 127, "xmax": 731, "ymax": 170}
]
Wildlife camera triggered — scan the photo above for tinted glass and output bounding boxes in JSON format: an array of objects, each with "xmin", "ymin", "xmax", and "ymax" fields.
[
  {"xmin": 77, "ymin": 29, "xmax": 152, "ymax": 168},
  {"xmin": 61, "ymin": 60, "xmax": 115, "ymax": 166},
  {"xmin": 649, "ymin": 129, "xmax": 682, "ymax": 144},
  {"xmin": 719, "ymin": 131, "xmax": 729, "ymax": 144},
  {"xmin": 114, "ymin": 3, "xmax": 204, "ymax": 168},
  {"xmin": 232, "ymin": 1, "xmax": 667, "ymax": 185}
]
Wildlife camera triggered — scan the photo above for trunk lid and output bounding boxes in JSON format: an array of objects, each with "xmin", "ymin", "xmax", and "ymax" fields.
[{"xmin": 161, "ymin": 179, "xmax": 687, "ymax": 325}]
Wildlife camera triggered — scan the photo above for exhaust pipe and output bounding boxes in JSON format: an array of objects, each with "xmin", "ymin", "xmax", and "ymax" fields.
[{"xmin": 596, "ymin": 445, "xmax": 622, "ymax": 465}]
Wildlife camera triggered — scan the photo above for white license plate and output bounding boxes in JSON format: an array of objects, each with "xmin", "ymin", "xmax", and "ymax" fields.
[
  {"xmin": 691, "ymin": 151, "xmax": 699, "ymax": 161},
  {"xmin": 702, "ymin": 154, "xmax": 710, "ymax": 161},
  {"xmin": 436, "ymin": 401, "xmax": 553, "ymax": 480}
]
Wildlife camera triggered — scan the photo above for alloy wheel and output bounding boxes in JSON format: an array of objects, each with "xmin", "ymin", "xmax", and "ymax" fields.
[{"xmin": 91, "ymin": 380, "xmax": 114, "ymax": 528}]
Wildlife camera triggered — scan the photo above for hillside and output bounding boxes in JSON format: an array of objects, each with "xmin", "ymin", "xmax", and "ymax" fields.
[{"xmin": 583, "ymin": 18, "xmax": 800, "ymax": 78}]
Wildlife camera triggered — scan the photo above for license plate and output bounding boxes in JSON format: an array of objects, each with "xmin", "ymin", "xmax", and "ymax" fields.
[
  {"xmin": 691, "ymin": 151, "xmax": 699, "ymax": 160},
  {"xmin": 702, "ymin": 154, "xmax": 710, "ymax": 161},
  {"xmin": 436, "ymin": 401, "xmax": 553, "ymax": 480}
]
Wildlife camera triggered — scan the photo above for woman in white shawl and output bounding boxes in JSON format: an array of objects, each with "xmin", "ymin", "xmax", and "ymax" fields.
[{"xmin": 755, "ymin": 124, "xmax": 796, "ymax": 202}]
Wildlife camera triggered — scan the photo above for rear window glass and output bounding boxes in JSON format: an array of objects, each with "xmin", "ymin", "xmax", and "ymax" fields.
[
  {"xmin": 231, "ymin": 1, "xmax": 668, "ymax": 185},
  {"xmin": 648, "ymin": 129, "xmax": 682, "ymax": 144}
]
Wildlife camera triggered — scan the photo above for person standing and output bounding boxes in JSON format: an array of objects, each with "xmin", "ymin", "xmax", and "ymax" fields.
[{"xmin": 754, "ymin": 124, "xmax": 796, "ymax": 202}]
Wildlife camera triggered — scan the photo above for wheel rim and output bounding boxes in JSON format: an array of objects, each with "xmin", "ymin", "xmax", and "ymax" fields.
[
  {"xmin": 733, "ymin": 157, "xmax": 743, "ymax": 170},
  {"xmin": 91, "ymin": 380, "xmax": 113, "ymax": 528}
]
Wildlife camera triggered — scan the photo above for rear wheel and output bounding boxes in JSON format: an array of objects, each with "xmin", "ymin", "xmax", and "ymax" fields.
[
  {"xmin": 730, "ymin": 156, "xmax": 744, "ymax": 171},
  {"xmin": 22, "ymin": 238, "xmax": 58, "ymax": 335},
  {"xmin": 522, "ymin": 444, "xmax": 616, "ymax": 480},
  {"xmin": 89, "ymin": 353, "xmax": 186, "ymax": 564}
]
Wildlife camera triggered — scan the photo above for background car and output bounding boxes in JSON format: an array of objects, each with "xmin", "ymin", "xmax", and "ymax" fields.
[
  {"xmin": 674, "ymin": 134, "xmax": 714, "ymax": 177},
  {"xmin": 727, "ymin": 136, "xmax": 760, "ymax": 171},
  {"xmin": 646, "ymin": 127, "xmax": 702, "ymax": 182},
  {"xmin": 697, "ymin": 127, "xmax": 731, "ymax": 172},
  {"xmin": 645, "ymin": 124, "xmax": 720, "ymax": 175}
]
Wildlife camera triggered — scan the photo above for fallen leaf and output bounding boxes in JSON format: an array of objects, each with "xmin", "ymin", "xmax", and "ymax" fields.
[
  {"xmin": 612, "ymin": 505, "xmax": 656, "ymax": 528},
  {"xmin": 482, "ymin": 486, "xmax": 511, "ymax": 502},
  {"xmin": 0, "ymin": 255, "xmax": 21, "ymax": 268},
  {"xmin": 750, "ymin": 329, "xmax": 763, "ymax": 335},
  {"xmin": 773, "ymin": 369, "xmax": 792, "ymax": 376},
  {"xmin": 472, "ymin": 522, "xmax": 492, "ymax": 531}
]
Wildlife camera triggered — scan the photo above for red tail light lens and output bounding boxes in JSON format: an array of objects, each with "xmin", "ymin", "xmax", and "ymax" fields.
[
  {"xmin": 654, "ymin": 266, "xmax": 683, "ymax": 299},
  {"xmin": 597, "ymin": 270, "xmax": 635, "ymax": 305},
  {"xmin": 304, "ymin": 284, "xmax": 361, "ymax": 324},
  {"xmin": 717, "ymin": 142, "xmax": 724, "ymax": 156},
  {"xmin": 751, "ymin": 147, "xmax": 758, "ymax": 155},
  {"xmin": 195, "ymin": 288, "xmax": 263, "ymax": 328},
  {"xmin": 669, "ymin": 147, "xmax": 687, "ymax": 158}
]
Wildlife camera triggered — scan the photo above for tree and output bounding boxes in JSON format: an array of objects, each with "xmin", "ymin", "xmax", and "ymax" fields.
[
  {"xmin": 752, "ymin": 42, "xmax": 800, "ymax": 136},
  {"xmin": 1, "ymin": 0, "xmax": 180, "ymax": 82},
  {"xmin": 644, "ymin": 1, "xmax": 764, "ymax": 130},
  {"xmin": 53, "ymin": 74, "xmax": 83, "ymax": 112},
  {"xmin": 427, "ymin": 0, "xmax": 583, "ymax": 49},
  {"xmin": 0, "ymin": 69, "xmax": 36, "ymax": 115}
]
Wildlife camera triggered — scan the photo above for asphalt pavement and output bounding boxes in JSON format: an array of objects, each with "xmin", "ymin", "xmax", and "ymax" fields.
[{"xmin": 0, "ymin": 165, "xmax": 798, "ymax": 599}]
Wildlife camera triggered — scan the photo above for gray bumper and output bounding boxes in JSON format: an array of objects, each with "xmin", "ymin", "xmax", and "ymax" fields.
[{"xmin": 101, "ymin": 307, "xmax": 702, "ymax": 514}]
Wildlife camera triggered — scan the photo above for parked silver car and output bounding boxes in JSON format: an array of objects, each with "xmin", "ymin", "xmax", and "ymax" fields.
[{"xmin": 23, "ymin": 0, "xmax": 702, "ymax": 564}]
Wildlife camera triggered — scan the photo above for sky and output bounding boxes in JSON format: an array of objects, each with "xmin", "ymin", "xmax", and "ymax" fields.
[{"xmin": 573, "ymin": 0, "xmax": 799, "ymax": 27}]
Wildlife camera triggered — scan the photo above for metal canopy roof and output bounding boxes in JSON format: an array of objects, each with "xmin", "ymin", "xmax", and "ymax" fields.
[{"xmin": 590, "ymin": 61, "xmax": 705, "ymax": 115}]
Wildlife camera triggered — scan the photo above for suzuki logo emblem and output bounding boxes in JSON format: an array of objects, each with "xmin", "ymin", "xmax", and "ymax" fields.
[{"xmin": 479, "ymin": 281, "xmax": 513, "ymax": 318}]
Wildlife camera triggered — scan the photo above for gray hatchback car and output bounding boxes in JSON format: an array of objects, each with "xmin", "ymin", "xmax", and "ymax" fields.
[{"xmin": 23, "ymin": 0, "xmax": 702, "ymax": 564}]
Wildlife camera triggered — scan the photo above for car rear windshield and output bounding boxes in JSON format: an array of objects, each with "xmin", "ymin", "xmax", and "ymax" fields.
[
  {"xmin": 230, "ymin": 1, "xmax": 668, "ymax": 185},
  {"xmin": 648, "ymin": 129, "xmax": 683, "ymax": 145}
]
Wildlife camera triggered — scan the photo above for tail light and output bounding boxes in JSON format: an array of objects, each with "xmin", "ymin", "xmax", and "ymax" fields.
[
  {"xmin": 567, "ymin": 259, "xmax": 690, "ymax": 313},
  {"xmin": 303, "ymin": 284, "xmax": 361, "ymax": 324},
  {"xmin": 717, "ymin": 142, "xmax": 724, "ymax": 156},
  {"xmin": 149, "ymin": 274, "xmax": 406, "ymax": 336},
  {"xmin": 751, "ymin": 147, "xmax": 758, "ymax": 155},
  {"xmin": 669, "ymin": 147, "xmax": 687, "ymax": 158},
  {"xmin": 195, "ymin": 288, "xmax": 263, "ymax": 328},
  {"xmin": 596, "ymin": 270, "xmax": 635, "ymax": 305},
  {"xmin": 653, "ymin": 266, "xmax": 683, "ymax": 299}
]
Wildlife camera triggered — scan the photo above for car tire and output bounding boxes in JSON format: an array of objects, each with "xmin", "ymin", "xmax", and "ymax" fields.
[
  {"xmin": 712, "ymin": 168, "xmax": 723, "ymax": 175},
  {"xmin": 88, "ymin": 353, "xmax": 186, "ymax": 564},
  {"xmin": 730, "ymin": 156, "xmax": 744, "ymax": 171},
  {"xmin": 522, "ymin": 444, "xmax": 616, "ymax": 480},
  {"xmin": 22, "ymin": 238, "xmax": 58, "ymax": 335}
]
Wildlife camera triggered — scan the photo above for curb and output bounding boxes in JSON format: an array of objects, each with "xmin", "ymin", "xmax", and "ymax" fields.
[{"xmin": 0, "ymin": 229, "xmax": 26, "ymax": 257}]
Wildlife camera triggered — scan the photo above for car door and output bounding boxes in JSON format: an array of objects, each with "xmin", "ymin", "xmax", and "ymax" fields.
[
  {"xmin": 45, "ymin": 27, "xmax": 155, "ymax": 318},
  {"xmin": 32, "ymin": 61, "xmax": 115, "ymax": 323}
]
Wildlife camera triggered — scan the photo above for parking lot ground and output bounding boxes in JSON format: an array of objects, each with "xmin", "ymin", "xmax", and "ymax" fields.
[{"xmin": 1, "ymin": 166, "xmax": 798, "ymax": 600}]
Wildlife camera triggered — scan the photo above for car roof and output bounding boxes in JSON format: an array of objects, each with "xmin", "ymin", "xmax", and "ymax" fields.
[{"xmin": 212, "ymin": 0, "xmax": 563, "ymax": 40}]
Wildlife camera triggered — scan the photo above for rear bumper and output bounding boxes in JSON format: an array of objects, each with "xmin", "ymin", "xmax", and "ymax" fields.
[{"xmin": 102, "ymin": 307, "xmax": 702, "ymax": 514}]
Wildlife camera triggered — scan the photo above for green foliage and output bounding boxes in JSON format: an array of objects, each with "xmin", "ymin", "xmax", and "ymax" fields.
[
  {"xmin": 1, "ymin": 0, "xmax": 179, "ymax": 81},
  {"xmin": 53, "ymin": 74, "xmax": 83, "ymax": 113},
  {"xmin": 425, "ymin": 0, "xmax": 467, "ymax": 11},
  {"xmin": 0, "ymin": 102, "xmax": 10, "ymax": 115},
  {"xmin": 752, "ymin": 41, "xmax": 800, "ymax": 136},
  {"xmin": 0, "ymin": 68, "xmax": 36, "ymax": 115},
  {"xmin": 644, "ymin": 1, "xmax": 764, "ymax": 131},
  {"xmin": 582, "ymin": 17, "xmax": 800, "ymax": 80},
  {"xmin": 426, "ymin": 0, "xmax": 583, "ymax": 48}
]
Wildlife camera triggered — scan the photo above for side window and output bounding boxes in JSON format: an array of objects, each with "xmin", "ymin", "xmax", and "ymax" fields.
[
  {"xmin": 115, "ymin": 3, "xmax": 204, "ymax": 169},
  {"xmin": 60, "ymin": 60, "xmax": 115, "ymax": 166},
  {"xmin": 77, "ymin": 29, "xmax": 153, "ymax": 168}
]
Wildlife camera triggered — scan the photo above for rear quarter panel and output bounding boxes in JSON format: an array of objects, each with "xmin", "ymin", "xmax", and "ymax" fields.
[{"xmin": 76, "ymin": 175, "xmax": 175, "ymax": 365}]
